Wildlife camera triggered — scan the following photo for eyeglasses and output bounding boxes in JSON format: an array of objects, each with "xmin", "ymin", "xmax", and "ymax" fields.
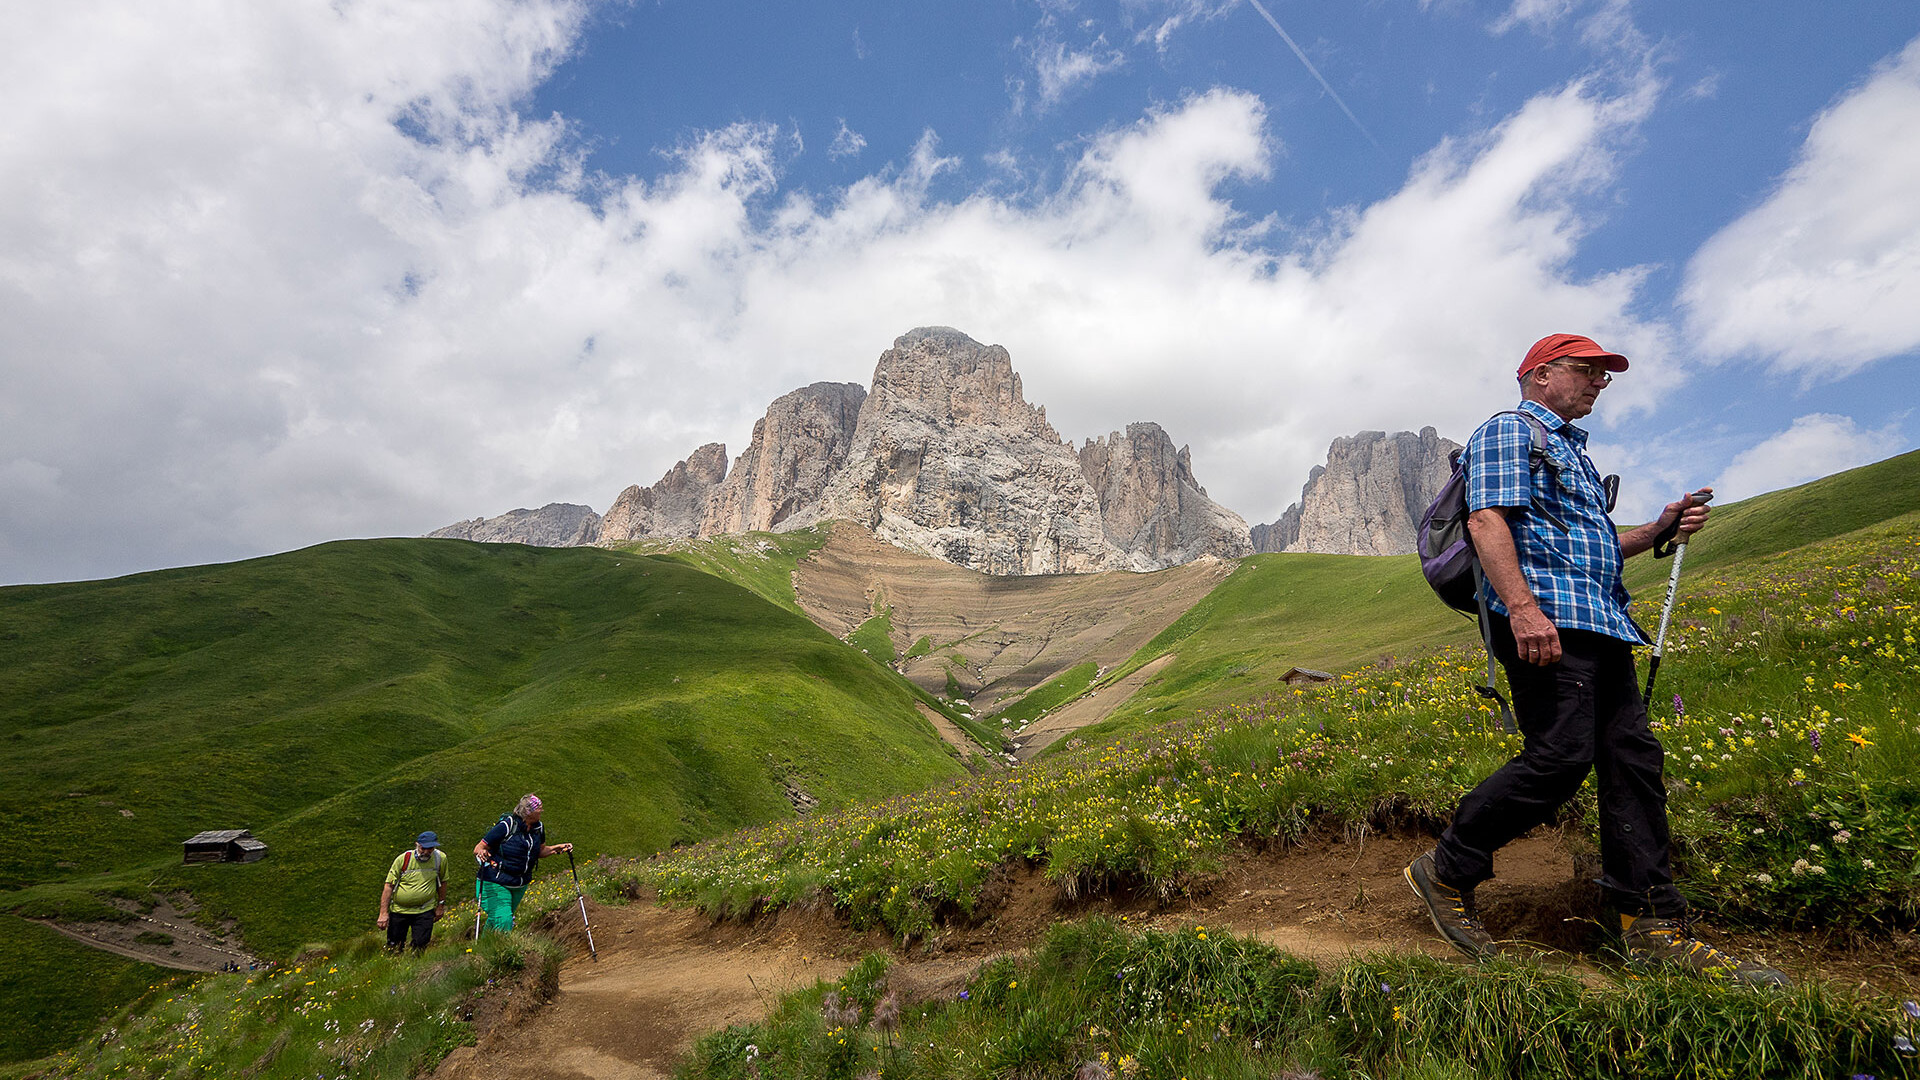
[{"xmin": 1548, "ymin": 360, "xmax": 1613, "ymax": 385}]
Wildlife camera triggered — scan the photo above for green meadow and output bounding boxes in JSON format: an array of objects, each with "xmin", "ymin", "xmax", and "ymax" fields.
[
  {"xmin": 6, "ymin": 449, "xmax": 1920, "ymax": 1075},
  {"xmin": 0, "ymin": 537, "xmax": 970, "ymax": 1059}
]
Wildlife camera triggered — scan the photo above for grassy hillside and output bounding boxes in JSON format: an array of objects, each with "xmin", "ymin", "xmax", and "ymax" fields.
[
  {"xmin": 633, "ymin": 507, "xmax": 1920, "ymax": 937},
  {"xmin": 0, "ymin": 916, "xmax": 174, "ymax": 1064},
  {"xmin": 0, "ymin": 538, "xmax": 968, "ymax": 1052},
  {"xmin": 1065, "ymin": 553, "xmax": 1476, "ymax": 743},
  {"xmin": 616, "ymin": 528, "xmax": 830, "ymax": 616},
  {"xmin": 1067, "ymin": 448, "xmax": 1920, "ymax": 747},
  {"xmin": 1625, "ymin": 445, "xmax": 1920, "ymax": 590}
]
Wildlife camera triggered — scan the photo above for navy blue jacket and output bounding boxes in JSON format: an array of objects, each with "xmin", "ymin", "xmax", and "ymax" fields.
[{"xmin": 477, "ymin": 813, "xmax": 544, "ymax": 889}]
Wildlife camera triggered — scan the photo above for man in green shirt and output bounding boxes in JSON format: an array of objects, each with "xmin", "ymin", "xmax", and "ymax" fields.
[{"xmin": 378, "ymin": 831, "xmax": 447, "ymax": 953}]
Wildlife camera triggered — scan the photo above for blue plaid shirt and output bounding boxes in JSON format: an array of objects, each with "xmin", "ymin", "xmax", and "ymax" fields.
[{"xmin": 1466, "ymin": 400, "xmax": 1647, "ymax": 645}]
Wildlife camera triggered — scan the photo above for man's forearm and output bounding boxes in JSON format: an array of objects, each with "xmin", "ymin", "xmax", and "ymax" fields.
[
  {"xmin": 1468, "ymin": 509, "xmax": 1537, "ymax": 613},
  {"xmin": 1618, "ymin": 519, "xmax": 1665, "ymax": 559},
  {"xmin": 379, "ymin": 883, "xmax": 394, "ymax": 915}
]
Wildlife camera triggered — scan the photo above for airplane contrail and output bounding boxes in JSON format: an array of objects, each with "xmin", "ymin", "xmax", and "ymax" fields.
[{"xmin": 1243, "ymin": 0, "xmax": 1384, "ymax": 154}]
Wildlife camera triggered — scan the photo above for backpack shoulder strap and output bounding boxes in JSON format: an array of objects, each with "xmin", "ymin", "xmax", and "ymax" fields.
[
  {"xmin": 1491, "ymin": 409, "xmax": 1551, "ymax": 471},
  {"xmin": 400, "ymin": 849, "xmax": 413, "ymax": 874}
]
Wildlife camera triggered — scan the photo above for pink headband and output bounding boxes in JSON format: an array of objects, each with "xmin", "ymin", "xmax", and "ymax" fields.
[{"xmin": 523, "ymin": 794, "xmax": 542, "ymax": 811}]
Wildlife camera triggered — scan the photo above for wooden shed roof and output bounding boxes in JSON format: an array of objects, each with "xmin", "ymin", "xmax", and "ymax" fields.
[{"xmin": 183, "ymin": 829, "xmax": 253, "ymax": 845}]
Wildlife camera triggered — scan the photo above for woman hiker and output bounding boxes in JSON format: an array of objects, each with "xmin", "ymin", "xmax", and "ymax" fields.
[{"xmin": 472, "ymin": 794, "xmax": 572, "ymax": 933}]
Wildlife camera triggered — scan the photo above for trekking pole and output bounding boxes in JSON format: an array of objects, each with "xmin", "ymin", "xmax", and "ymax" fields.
[
  {"xmin": 1644, "ymin": 490, "xmax": 1712, "ymax": 707},
  {"xmin": 566, "ymin": 850, "xmax": 597, "ymax": 961}
]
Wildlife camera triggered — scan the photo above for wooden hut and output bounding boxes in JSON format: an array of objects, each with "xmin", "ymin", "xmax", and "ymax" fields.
[
  {"xmin": 182, "ymin": 829, "xmax": 268, "ymax": 864},
  {"xmin": 1280, "ymin": 667, "xmax": 1335, "ymax": 685}
]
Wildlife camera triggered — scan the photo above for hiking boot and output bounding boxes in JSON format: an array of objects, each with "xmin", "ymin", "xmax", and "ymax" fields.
[
  {"xmin": 1405, "ymin": 851, "xmax": 1497, "ymax": 959},
  {"xmin": 1620, "ymin": 915, "xmax": 1791, "ymax": 988}
]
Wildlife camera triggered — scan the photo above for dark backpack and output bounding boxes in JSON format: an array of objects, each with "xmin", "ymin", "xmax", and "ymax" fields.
[
  {"xmin": 1415, "ymin": 410, "xmax": 1552, "ymax": 733},
  {"xmin": 1417, "ymin": 410, "xmax": 1550, "ymax": 612}
]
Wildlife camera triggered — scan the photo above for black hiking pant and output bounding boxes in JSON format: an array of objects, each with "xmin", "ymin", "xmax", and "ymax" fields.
[
  {"xmin": 386, "ymin": 910, "xmax": 437, "ymax": 952},
  {"xmin": 1433, "ymin": 617, "xmax": 1685, "ymax": 918}
]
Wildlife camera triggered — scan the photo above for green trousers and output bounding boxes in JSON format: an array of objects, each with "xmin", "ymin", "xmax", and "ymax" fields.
[{"xmin": 476, "ymin": 879, "xmax": 527, "ymax": 933}]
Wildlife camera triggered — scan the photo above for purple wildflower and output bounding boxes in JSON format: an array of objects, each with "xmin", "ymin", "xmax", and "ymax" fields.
[
  {"xmin": 1672, "ymin": 694, "xmax": 1685, "ymax": 716},
  {"xmin": 958, "ymin": 989, "xmax": 969, "ymax": 1001},
  {"xmin": 1904, "ymin": 1000, "xmax": 1920, "ymax": 1020},
  {"xmin": 1897, "ymin": 1034, "xmax": 1916, "ymax": 1053},
  {"xmin": 1810, "ymin": 729, "xmax": 1822, "ymax": 753}
]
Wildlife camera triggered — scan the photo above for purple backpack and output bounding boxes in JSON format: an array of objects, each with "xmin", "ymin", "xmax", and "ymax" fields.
[
  {"xmin": 1417, "ymin": 410, "xmax": 1549, "ymax": 612},
  {"xmin": 1415, "ymin": 409, "xmax": 1548, "ymax": 732}
]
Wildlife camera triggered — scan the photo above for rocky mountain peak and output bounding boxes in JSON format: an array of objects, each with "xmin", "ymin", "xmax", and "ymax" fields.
[
  {"xmin": 1079, "ymin": 423, "xmax": 1252, "ymax": 569},
  {"xmin": 432, "ymin": 327, "xmax": 1257, "ymax": 576},
  {"xmin": 703, "ymin": 381, "xmax": 867, "ymax": 534},
  {"xmin": 1253, "ymin": 427, "xmax": 1460, "ymax": 556},
  {"xmin": 867, "ymin": 326, "xmax": 1057, "ymax": 440},
  {"xmin": 599, "ymin": 442, "xmax": 729, "ymax": 541},
  {"xmin": 428, "ymin": 503, "xmax": 602, "ymax": 547}
]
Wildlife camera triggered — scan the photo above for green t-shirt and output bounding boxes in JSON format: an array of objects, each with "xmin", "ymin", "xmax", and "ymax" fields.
[{"xmin": 384, "ymin": 848, "xmax": 446, "ymax": 914}]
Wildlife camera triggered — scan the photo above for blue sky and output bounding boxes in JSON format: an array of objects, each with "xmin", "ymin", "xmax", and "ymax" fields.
[{"xmin": 3, "ymin": 0, "xmax": 1919, "ymax": 583}]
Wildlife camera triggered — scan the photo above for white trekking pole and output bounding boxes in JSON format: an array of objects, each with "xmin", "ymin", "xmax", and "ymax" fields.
[
  {"xmin": 567, "ymin": 850, "xmax": 598, "ymax": 961},
  {"xmin": 1644, "ymin": 490, "xmax": 1711, "ymax": 708}
]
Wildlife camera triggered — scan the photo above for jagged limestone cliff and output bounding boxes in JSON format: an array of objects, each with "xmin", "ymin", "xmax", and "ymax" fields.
[
  {"xmin": 430, "ymin": 328, "xmax": 1254, "ymax": 575},
  {"xmin": 599, "ymin": 442, "xmax": 729, "ymax": 542},
  {"xmin": 1079, "ymin": 422, "xmax": 1251, "ymax": 570},
  {"xmin": 701, "ymin": 382, "xmax": 866, "ymax": 535},
  {"xmin": 1253, "ymin": 427, "xmax": 1460, "ymax": 556},
  {"xmin": 428, "ymin": 503, "xmax": 602, "ymax": 546},
  {"xmin": 789, "ymin": 328, "xmax": 1115, "ymax": 575}
]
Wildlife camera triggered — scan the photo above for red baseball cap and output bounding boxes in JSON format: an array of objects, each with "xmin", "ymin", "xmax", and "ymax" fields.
[{"xmin": 1517, "ymin": 333, "xmax": 1629, "ymax": 380}]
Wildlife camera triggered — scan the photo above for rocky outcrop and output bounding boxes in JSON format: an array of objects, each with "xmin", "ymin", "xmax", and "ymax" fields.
[
  {"xmin": 430, "ymin": 328, "xmax": 1258, "ymax": 575},
  {"xmin": 789, "ymin": 327, "xmax": 1116, "ymax": 575},
  {"xmin": 1254, "ymin": 427, "xmax": 1460, "ymax": 555},
  {"xmin": 1079, "ymin": 423, "xmax": 1252, "ymax": 570},
  {"xmin": 702, "ymin": 382, "xmax": 866, "ymax": 534},
  {"xmin": 428, "ymin": 503, "xmax": 602, "ymax": 547},
  {"xmin": 598, "ymin": 442, "xmax": 729, "ymax": 542}
]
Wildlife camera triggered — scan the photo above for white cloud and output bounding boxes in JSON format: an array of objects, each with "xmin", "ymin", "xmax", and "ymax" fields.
[
  {"xmin": 1710, "ymin": 414, "xmax": 1906, "ymax": 502},
  {"xmin": 1124, "ymin": 0, "xmax": 1238, "ymax": 52},
  {"xmin": 1490, "ymin": 0, "xmax": 1578, "ymax": 36},
  {"xmin": 829, "ymin": 120, "xmax": 867, "ymax": 159},
  {"xmin": 1030, "ymin": 36, "xmax": 1128, "ymax": 108},
  {"xmin": 1683, "ymin": 34, "xmax": 1920, "ymax": 377},
  {"xmin": 1, "ymin": 0, "xmax": 1674, "ymax": 583}
]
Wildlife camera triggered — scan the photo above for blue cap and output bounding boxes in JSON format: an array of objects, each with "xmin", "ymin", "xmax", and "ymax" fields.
[{"xmin": 416, "ymin": 831, "xmax": 440, "ymax": 848}]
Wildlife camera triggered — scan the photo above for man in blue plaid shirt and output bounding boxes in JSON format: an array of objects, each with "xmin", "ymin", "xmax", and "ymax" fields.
[{"xmin": 1405, "ymin": 333, "xmax": 1788, "ymax": 987}]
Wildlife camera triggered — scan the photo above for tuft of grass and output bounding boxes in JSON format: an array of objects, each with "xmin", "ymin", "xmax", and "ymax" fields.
[
  {"xmin": 904, "ymin": 636, "xmax": 932, "ymax": 659},
  {"xmin": 679, "ymin": 918, "xmax": 1920, "ymax": 1080}
]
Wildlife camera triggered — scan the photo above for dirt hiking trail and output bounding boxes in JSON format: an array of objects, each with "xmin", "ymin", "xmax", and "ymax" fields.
[{"xmin": 437, "ymin": 830, "xmax": 1920, "ymax": 1080}]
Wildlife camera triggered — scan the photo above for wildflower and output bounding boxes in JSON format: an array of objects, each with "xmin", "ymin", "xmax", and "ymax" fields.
[
  {"xmin": 1903, "ymin": 1000, "xmax": 1920, "ymax": 1020},
  {"xmin": 1809, "ymin": 729, "xmax": 1822, "ymax": 752},
  {"xmin": 1755, "ymin": 873, "xmax": 1773, "ymax": 884},
  {"xmin": 1673, "ymin": 694, "xmax": 1685, "ymax": 716}
]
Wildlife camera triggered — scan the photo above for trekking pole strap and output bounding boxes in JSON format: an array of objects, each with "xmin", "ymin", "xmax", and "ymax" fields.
[{"xmin": 1470, "ymin": 562, "xmax": 1519, "ymax": 736}]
